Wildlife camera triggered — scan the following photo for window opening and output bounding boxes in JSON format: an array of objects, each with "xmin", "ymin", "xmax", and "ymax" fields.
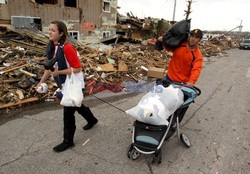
[
  {"xmin": 64, "ymin": 0, "xmax": 77, "ymax": 7},
  {"xmin": 103, "ymin": 0, "xmax": 111, "ymax": 12},
  {"xmin": 35, "ymin": 0, "xmax": 57, "ymax": 5}
]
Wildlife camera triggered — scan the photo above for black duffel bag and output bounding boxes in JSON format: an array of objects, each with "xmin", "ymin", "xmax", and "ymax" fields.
[{"xmin": 162, "ymin": 19, "xmax": 191, "ymax": 49}]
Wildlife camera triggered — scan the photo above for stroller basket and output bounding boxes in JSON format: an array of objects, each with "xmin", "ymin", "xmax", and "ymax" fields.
[{"xmin": 133, "ymin": 121, "xmax": 168, "ymax": 151}]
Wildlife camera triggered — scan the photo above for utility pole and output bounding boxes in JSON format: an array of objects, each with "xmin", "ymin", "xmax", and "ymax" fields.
[
  {"xmin": 228, "ymin": 20, "xmax": 243, "ymax": 33},
  {"xmin": 239, "ymin": 20, "xmax": 243, "ymax": 32},
  {"xmin": 172, "ymin": 0, "xmax": 177, "ymax": 21}
]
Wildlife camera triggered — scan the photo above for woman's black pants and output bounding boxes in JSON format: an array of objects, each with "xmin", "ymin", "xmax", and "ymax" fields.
[{"xmin": 63, "ymin": 104, "xmax": 96, "ymax": 143}]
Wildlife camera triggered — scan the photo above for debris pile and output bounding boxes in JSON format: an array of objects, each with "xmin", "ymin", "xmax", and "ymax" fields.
[
  {"xmin": 199, "ymin": 35, "xmax": 240, "ymax": 57},
  {"xmin": 0, "ymin": 26, "xmax": 242, "ymax": 111},
  {"xmin": 81, "ymin": 43, "xmax": 168, "ymax": 83},
  {"xmin": 0, "ymin": 27, "xmax": 49, "ymax": 111},
  {"xmin": 0, "ymin": 27, "xmax": 169, "ymax": 111},
  {"xmin": 0, "ymin": 26, "xmax": 48, "ymax": 56},
  {"xmin": 117, "ymin": 13, "xmax": 170, "ymax": 40}
]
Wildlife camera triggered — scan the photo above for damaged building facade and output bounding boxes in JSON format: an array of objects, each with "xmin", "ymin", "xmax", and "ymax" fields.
[{"xmin": 0, "ymin": 0, "xmax": 118, "ymax": 40}]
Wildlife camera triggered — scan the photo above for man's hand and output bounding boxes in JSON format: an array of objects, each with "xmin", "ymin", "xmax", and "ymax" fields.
[
  {"xmin": 158, "ymin": 36, "xmax": 163, "ymax": 42},
  {"xmin": 163, "ymin": 70, "xmax": 167, "ymax": 77},
  {"xmin": 186, "ymin": 82, "xmax": 194, "ymax": 87}
]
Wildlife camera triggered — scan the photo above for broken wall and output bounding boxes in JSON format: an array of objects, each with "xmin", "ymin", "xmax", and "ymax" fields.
[
  {"xmin": 97, "ymin": 0, "xmax": 117, "ymax": 39},
  {"xmin": 79, "ymin": 0, "xmax": 102, "ymax": 28},
  {"xmin": 11, "ymin": 0, "xmax": 79, "ymax": 23},
  {"xmin": 79, "ymin": 0, "xmax": 117, "ymax": 39},
  {"xmin": 0, "ymin": 3, "xmax": 10, "ymax": 24},
  {"xmin": 3, "ymin": 0, "xmax": 117, "ymax": 40},
  {"xmin": 95, "ymin": 27, "xmax": 116, "ymax": 39},
  {"xmin": 101, "ymin": 0, "xmax": 117, "ymax": 26}
]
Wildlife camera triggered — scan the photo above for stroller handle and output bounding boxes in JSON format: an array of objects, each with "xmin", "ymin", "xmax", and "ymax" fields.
[
  {"xmin": 191, "ymin": 85, "xmax": 201, "ymax": 96},
  {"xmin": 168, "ymin": 81, "xmax": 201, "ymax": 96}
]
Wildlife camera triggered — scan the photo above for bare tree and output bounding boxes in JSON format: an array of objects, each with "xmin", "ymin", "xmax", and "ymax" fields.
[{"xmin": 185, "ymin": 0, "xmax": 193, "ymax": 20}]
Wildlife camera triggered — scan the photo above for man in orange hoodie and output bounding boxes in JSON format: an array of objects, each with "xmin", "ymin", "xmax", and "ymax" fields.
[
  {"xmin": 158, "ymin": 29, "xmax": 203, "ymax": 122},
  {"xmin": 159, "ymin": 29, "xmax": 204, "ymax": 86}
]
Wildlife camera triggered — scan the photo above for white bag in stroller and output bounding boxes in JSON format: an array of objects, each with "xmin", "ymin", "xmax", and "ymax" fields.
[{"xmin": 126, "ymin": 85, "xmax": 184, "ymax": 126}]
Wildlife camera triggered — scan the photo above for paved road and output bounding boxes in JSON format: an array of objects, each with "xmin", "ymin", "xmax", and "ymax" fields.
[{"xmin": 0, "ymin": 49, "xmax": 249, "ymax": 174}]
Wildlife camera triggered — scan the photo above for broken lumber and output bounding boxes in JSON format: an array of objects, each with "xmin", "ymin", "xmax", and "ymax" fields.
[
  {"xmin": 19, "ymin": 68, "xmax": 37, "ymax": 77},
  {"xmin": 1, "ymin": 79, "xmax": 20, "ymax": 83},
  {"xmin": 0, "ymin": 97, "xmax": 39, "ymax": 109},
  {"xmin": 0, "ymin": 64, "xmax": 29, "ymax": 74}
]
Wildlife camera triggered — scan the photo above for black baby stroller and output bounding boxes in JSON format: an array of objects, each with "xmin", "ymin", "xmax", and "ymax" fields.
[{"xmin": 127, "ymin": 82, "xmax": 201, "ymax": 164}]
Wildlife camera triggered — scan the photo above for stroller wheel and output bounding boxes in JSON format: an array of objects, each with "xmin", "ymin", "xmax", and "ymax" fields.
[
  {"xmin": 130, "ymin": 148, "xmax": 141, "ymax": 160},
  {"xmin": 180, "ymin": 133, "xmax": 191, "ymax": 148},
  {"xmin": 127, "ymin": 144, "xmax": 134, "ymax": 159}
]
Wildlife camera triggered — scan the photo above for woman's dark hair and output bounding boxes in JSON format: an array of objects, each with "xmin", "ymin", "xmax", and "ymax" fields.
[{"xmin": 49, "ymin": 20, "xmax": 68, "ymax": 58}]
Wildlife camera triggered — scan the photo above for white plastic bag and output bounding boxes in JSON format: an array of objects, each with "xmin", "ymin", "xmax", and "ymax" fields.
[
  {"xmin": 36, "ymin": 83, "xmax": 48, "ymax": 93},
  {"xmin": 126, "ymin": 85, "xmax": 184, "ymax": 126},
  {"xmin": 60, "ymin": 71, "xmax": 83, "ymax": 107}
]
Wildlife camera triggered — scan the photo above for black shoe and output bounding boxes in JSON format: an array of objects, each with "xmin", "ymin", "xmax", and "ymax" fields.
[
  {"xmin": 53, "ymin": 141, "xmax": 74, "ymax": 152},
  {"xmin": 83, "ymin": 119, "xmax": 98, "ymax": 130}
]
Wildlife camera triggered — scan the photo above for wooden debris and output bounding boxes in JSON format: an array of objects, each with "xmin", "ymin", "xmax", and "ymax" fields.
[
  {"xmin": 97, "ymin": 63, "xmax": 117, "ymax": 72},
  {"xmin": 16, "ymin": 89, "xmax": 24, "ymax": 100},
  {"xmin": 118, "ymin": 61, "xmax": 128, "ymax": 71},
  {"xmin": 19, "ymin": 68, "xmax": 37, "ymax": 77},
  {"xmin": 0, "ymin": 64, "xmax": 29, "ymax": 74},
  {"xmin": 0, "ymin": 97, "xmax": 39, "ymax": 109},
  {"xmin": 1, "ymin": 79, "xmax": 20, "ymax": 84}
]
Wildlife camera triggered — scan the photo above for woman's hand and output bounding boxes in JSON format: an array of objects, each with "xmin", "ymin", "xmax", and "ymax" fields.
[
  {"xmin": 35, "ymin": 82, "xmax": 42, "ymax": 90},
  {"xmin": 35, "ymin": 70, "xmax": 51, "ymax": 90}
]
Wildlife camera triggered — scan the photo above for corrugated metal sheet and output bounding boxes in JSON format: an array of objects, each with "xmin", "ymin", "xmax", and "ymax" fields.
[{"xmin": 12, "ymin": 16, "xmax": 41, "ymax": 29}]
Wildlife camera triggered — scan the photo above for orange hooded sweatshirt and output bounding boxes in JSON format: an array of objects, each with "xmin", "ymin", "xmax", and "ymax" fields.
[{"xmin": 167, "ymin": 41, "xmax": 203, "ymax": 84}]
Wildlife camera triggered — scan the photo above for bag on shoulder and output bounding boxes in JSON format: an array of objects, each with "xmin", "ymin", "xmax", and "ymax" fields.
[{"xmin": 162, "ymin": 19, "xmax": 191, "ymax": 49}]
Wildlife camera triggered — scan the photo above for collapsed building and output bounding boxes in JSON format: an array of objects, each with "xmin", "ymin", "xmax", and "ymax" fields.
[
  {"xmin": 116, "ymin": 13, "xmax": 170, "ymax": 40},
  {"xmin": 0, "ymin": 0, "xmax": 172, "ymax": 43},
  {"xmin": 0, "ymin": 0, "xmax": 118, "ymax": 40}
]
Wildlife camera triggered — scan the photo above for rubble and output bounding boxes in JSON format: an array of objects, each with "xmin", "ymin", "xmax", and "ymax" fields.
[
  {"xmin": 199, "ymin": 35, "xmax": 240, "ymax": 57},
  {"xmin": 0, "ymin": 26, "xmax": 241, "ymax": 112},
  {"xmin": 116, "ymin": 13, "xmax": 170, "ymax": 40},
  {"xmin": 0, "ymin": 26, "xmax": 48, "ymax": 56},
  {"xmin": 0, "ymin": 27, "xmax": 169, "ymax": 112}
]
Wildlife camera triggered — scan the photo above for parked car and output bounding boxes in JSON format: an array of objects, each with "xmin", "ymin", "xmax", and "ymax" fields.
[{"xmin": 239, "ymin": 39, "xmax": 250, "ymax": 49}]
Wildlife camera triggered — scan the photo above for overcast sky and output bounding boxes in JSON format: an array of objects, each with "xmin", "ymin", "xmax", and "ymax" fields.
[{"xmin": 118, "ymin": 0, "xmax": 250, "ymax": 32}]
